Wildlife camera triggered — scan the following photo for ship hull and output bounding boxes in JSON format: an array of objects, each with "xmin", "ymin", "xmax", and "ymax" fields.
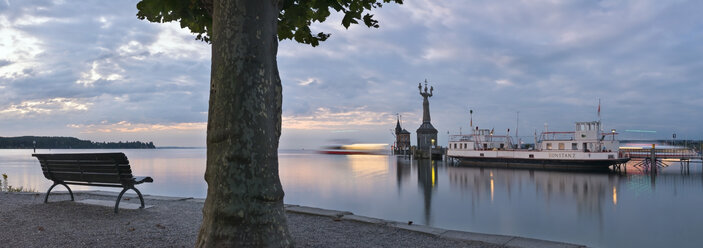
[{"xmin": 451, "ymin": 156, "xmax": 630, "ymax": 171}]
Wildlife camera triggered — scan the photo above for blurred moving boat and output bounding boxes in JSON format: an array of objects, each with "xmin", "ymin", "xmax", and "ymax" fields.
[
  {"xmin": 319, "ymin": 143, "xmax": 388, "ymax": 155},
  {"xmin": 447, "ymin": 121, "xmax": 629, "ymax": 171}
]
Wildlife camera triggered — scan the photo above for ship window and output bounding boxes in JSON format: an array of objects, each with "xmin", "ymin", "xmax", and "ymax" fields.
[
  {"xmin": 480, "ymin": 153, "xmax": 484, "ymax": 157},
  {"xmin": 464, "ymin": 143, "xmax": 467, "ymax": 149},
  {"xmin": 558, "ymin": 143, "xmax": 565, "ymax": 150},
  {"xmin": 546, "ymin": 143, "xmax": 552, "ymax": 150},
  {"xmin": 483, "ymin": 144, "xmax": 487, "ymax": 149},
  {"xmin": 608, "ymin": 155, "xmax": 614, "ymax": 159},
  {"xmin": 500, "ymin": 143, "xmax": 504, "ymax": 149},
  {"xmin": 572, "ymin": 143, "xmax": 577, "ymax": 150},
  {"xmin": 453, "ymin": 143, "xmax": 456, "ymax": 149},
  {"xmin": 529, "ymin": 154, "xmax": 534, "ymax": 158}
]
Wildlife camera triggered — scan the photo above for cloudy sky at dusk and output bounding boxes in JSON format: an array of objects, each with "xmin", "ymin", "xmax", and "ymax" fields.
[{"xmin": 1, "ymin": 0, "xmax": 702, "ymax": 149}]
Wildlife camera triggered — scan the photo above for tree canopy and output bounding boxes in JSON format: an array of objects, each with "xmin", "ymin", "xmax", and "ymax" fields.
[{"xmin": 137, "ymin": 0, "xmax": 403, "ymax": 46}]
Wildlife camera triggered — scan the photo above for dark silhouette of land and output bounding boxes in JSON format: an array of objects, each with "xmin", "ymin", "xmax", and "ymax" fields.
[{"xmin": 0, "ymin": 136, "xmax": 155, "ymax": 149}]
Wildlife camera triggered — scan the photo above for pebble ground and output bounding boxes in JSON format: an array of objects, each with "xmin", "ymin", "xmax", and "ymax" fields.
[{"xmin": 1, "ymin": 192, "xmax": 500, "ymax": 247}]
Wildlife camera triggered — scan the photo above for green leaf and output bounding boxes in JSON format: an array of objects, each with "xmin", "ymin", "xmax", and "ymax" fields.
[{"xmin": 136, "ymin": 0, "xmax": 403, "ymax": 47}]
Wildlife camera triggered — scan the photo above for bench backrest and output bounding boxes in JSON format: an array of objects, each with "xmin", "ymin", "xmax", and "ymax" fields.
[{"xmin": 32, "ymin": 153, "xmax": 134, "ymax": 184}]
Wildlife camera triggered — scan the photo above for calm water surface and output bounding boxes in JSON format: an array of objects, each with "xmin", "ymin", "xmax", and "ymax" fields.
[{"xmin": 1, "ymin": 148, "xmax": 702, "ymax": 248}]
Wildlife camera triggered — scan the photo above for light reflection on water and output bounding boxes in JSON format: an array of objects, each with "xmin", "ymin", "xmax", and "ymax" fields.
[{"xmin": 2, "ymin": 149, "xmax": 703, "ymax": 247}]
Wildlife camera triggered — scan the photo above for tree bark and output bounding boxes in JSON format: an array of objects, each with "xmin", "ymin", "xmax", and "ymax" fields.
[{"xmin": 196, "ymin": 0, "xmax": 292, "ymax": 247}]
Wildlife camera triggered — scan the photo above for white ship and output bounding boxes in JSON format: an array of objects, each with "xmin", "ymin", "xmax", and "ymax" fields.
[{"xmin": 447, "ymin": 121, "xmax": 629, "ymax": 171}]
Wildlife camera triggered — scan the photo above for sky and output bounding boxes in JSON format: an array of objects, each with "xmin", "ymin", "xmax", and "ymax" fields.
[{"xmin": 1, "ymin": 0, "xmax": 702, "ymax": 149}]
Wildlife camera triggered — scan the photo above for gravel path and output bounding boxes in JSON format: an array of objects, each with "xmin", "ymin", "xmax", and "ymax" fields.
[{"xmin": 0, "ymin": 192, "xmax": 500, "ymax": 248}]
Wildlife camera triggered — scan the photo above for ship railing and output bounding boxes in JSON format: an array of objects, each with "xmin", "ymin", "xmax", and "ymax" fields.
[
  {"xmin": 449, "ymin": 134, "xmax": 474, "ymax": 142},
  {"xmin": 449, "ymin": 134, "xmax": 516, "ymax": 150},
  {"xmin": 539, "ymin": 131, "xmax": 575, "ymax": 142},
  {"xmin": 449, "ymin": 134, "xmax": 514, "ymax": 142},
  {"xmin": 619, "ymin": 147, "xmax": 700, "ymax": 159}
]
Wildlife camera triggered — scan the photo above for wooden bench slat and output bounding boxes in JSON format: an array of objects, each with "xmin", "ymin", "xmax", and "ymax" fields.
[
  {"xmin": 42, "ymin": 169, "xmax": 132, "ymax": 175},
  {"xmin": 40, "ymin": 165, "xmax": 132, "ymax": 171},
  {"xmin": 39, "ymin": 162, "xmax": 130, "ymax": 166},
  {"xmin": 34, "ymin": 153, "xmax": 139, "ymax": 183},
  {"xmin": 44, "ymin": 175, "xmax": 133, "ymax": 183},
  {"xmin": 41, "ymin": 170, "xmax": 133, "ymax": 177},
  {"xmin": 60, "ymin": 181, "xmax": 125, "ymax": 187},
  {"xmin": 33, "ymin": 152, "xmax": 128, "ymax": 159},
  {"xmin": 42, "ymin": 173, "xmax": 124, "ymax": 183},
  {"xmin": 39, "ymin": 160, "xmax": 130, "ymax": 165}
]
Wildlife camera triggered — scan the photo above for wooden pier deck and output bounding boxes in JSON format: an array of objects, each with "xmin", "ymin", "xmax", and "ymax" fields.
[{"xmin": 617, "ymin": 146, "xmax": 702, "ymax": 173}]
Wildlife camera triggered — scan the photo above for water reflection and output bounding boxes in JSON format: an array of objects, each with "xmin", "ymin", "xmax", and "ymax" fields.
[
  {"xmin": 348, "ymin": 155, "xmax": 388, "ymax": 178},
  {"xmin": 395, "ymin": 157, "xmax": 411, "ymax": 192},
  {"xmin": 416, "ymin": 159, "xmax": 438, "ymax": 225},
  {"xmin": 3, "ymin": 150, "xmax": 703, "ymax": 247}
]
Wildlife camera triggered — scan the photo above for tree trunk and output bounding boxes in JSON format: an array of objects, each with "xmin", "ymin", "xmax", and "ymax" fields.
[{"xmin": 196, "ymin": 0, "xmax": 292, "ymax": 247}]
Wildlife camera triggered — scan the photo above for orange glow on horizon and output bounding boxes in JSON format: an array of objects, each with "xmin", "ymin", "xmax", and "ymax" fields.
[
  {"xmin": 282, "ymin": 107, "xmax": 416, "ymax": 130},
  {"xmin": 69, "ymin": 121, "xmax": 206, "ymax": 134}
]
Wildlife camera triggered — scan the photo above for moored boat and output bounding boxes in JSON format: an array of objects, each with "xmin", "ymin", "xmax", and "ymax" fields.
[{"xmin": 447, "ymin": 121, "xmax": 629, "ymax": 171}]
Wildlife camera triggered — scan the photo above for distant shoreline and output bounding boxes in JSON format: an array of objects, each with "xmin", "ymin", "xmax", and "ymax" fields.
[{"xmin": 0, "ymin": 136, "xmax": 155, "ymax": 149}]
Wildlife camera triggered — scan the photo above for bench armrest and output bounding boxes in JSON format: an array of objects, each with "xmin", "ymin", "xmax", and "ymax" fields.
[{"xmin": 133, "ymin": 176, "xmax": 153, "ymax": 184}]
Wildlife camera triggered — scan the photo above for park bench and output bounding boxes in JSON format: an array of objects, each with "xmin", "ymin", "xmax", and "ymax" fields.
[{"xmin": 32, "ymin": 153, "xmax": 153, "ymax": 213}]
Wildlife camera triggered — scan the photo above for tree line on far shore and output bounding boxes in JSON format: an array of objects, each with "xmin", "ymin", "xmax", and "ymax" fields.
[{"xmin": 0, "ymin": 136, "xmax": 155, "ymax": 149}]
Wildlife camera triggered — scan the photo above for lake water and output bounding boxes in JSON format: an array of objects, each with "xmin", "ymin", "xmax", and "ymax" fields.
[{"xmin": 2, "ymin": 148, "xmax": 702, "ymax": 248}]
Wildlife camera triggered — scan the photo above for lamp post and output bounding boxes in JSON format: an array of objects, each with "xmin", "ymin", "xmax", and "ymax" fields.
[
  {"xmin": 611, "ymin": 129, "xmax": 616, "ymax": 141},
  {"xmin": 673, "ymin": 133, "xmax": 676, "ymax": 146},
  {"xmin": 469, "ymin": 109, "xmax": 473, "ymax": 128}
]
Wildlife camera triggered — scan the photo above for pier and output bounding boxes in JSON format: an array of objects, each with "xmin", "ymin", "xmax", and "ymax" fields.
[{"xmin": 618, "ymin": 145, "xmax": 702, "ymax": 173}]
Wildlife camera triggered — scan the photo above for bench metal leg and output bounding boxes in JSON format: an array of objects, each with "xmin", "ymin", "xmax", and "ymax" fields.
[
  {"xmin": 115, "ymin": 186, "xmax": 146, "ymax": 213},
  {"xmin": 44, "ymin": 182, "xmax": 74, "ymax": 203},
  {"xmin": 132, "ymin": 187, "xmax": 146, "ymax": 209},
  {"xmin": 115, "ymin": 187, "xmax": 128, "ymax": 213}
]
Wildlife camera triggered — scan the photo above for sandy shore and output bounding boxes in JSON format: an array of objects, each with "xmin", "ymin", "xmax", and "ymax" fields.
[{"xmin": 0, "ymin": 191, "xmax": 582, "ymax": 247}]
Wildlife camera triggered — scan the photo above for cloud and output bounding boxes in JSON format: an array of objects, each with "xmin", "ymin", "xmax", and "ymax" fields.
[
  {"xmin": 283, "ymin": 107, "xmax": 396, "ymax": 130},
  {"xmin": 494, "ymin": 79, "xmax": 514, "ymax": 87},
  {"xmin": 0, "ymin": 16, "xmax": 44, "ymax": 80},
  {"xmin": 68, "ymin": 121, "xmax": 206, "ymax": 134},
  {"xmin": 297, "ymin": 77, "xmax": 322, "ymax": 86},
  {"xmin": 0, "ymin": 97, "xmax": 91, "ymax": 118},
  {"xmin": 0, "ymin": 0, "xmax": 210, "ymax": 134},
  {"xmin": 75, "ymin": 60, "xmax": 125, "ymax": 86},
  {"xmin": 2, "ymin": 0, "xmax": 703, "ymax": 147}
]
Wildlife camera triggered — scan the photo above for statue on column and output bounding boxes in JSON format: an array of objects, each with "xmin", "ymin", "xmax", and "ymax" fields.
[
  {"xmin": 418, "ymin": 79, "xmax": 433, "ymax": 123},
  {"xmin": 416, "ymin": 79, "xmax": 438, "ymax": 153}
]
